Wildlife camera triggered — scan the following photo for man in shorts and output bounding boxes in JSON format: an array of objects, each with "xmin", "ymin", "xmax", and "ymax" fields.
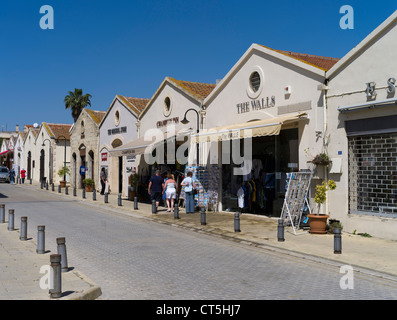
[{"xmin": 148, "ymin": 170, "xmax": 164, "ymax": 210}]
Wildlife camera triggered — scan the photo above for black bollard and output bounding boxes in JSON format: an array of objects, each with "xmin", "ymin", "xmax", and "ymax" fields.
[
  {"xmin": 93, "ymin": 189, "xmax": 96, "ymax": 201},
  {"xmin": 200, "ymin": 207, "xmax": 206, "ymax": 225},
  {"xmin": 73, "ymin": 187, "xmax": 77, "ymax": 197},
  {"xmin": 40, "ymin": 181, "xmax": 43, "ymax": 189},
  {"xmin": 30, "ymin": 178, "xmax": 32, "ymax": 184},
  {"xmin": 277, "ymin": 219, "xmax": 285, "ymax": 242},
  {"xmin": 234, "ymin": 212, "xmax": 241, "ymax": 232},
  {"xmin": 20, "ymin": 216, "xmax": 27, "ymax": 241},
  {"xmin": 8, "ymin": 209, "xmax": 14, "ymax": 231},
  {"xmin": 52, "ymin": 183, "xmax": 55, "ymax": 192},
  {"xmin": 174, "ymin": 202, "xmax": 180, "ymax": 219},
  {"xmin": 152, "ymin": 200, "xmax": 157, "ymax": 214},
  {"xmin": 58, "ymin": 185, "xmax": 61, "ymax": 193},
  {"xmin": 134, "ymin": 196, "xmax": 138, "ymax": 210},
  {"xmin": 56, "ymin": 237, "xmax": 68, "ymax": 272},
  {"xmin": 65, "ymin": 186, "xmax": 68, "ymax": 195},
  {"xmin": 118, "ymin": 193, "xmax": 122, "ymax": 206},
  {"xmin": 37, "ymin": 225, "xmax": 45, "ymax": 254},
  {"xmin": 49, "ymin": 254, "xmax": 62, "ymax": 299},
  {"xmin": 46, "ymin": 182, "xmax": 49, "ymax": 190},
  {"xmin": 0, "ymin": 204, "xmax": 5, "ymax": 223},
  {"xmin": 82, "ymin": 188, "xmax": 86, "ymax": 199},
  {"xmin": 334, "ymin": 228, "xmax": 342, "ymax": 254},
  {"xmin": 105, "ymin": 192, "xmax": 108, "ymax": 203}
]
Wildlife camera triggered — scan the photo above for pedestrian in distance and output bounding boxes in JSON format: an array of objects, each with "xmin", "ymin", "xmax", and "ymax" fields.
[
  {"xmin": 181, "ymin": 171, "xmax": 197, "ymax": 214},
  {"xmin": 163, "ymin": 174, "xmax": 177, "ymax": 212},
  {"xmin": 100, "ymin": 167, "xmax": 108, "ymax": 195},
  {"xmin": 20, "ymin": 168, "xmax": 26, "ymax": 184},
  {"xmin": 9, "ymin": 168, "xmax": 15, "ymax": 185},
  {"xmin": 148, "ymin": 170, "xmax": 164, "ymax": 211}
]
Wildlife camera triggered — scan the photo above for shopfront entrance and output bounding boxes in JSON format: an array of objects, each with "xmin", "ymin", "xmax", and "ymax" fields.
[{"xmin": 221, "ymin": 128, "xmax": 299, "ymax": 216}]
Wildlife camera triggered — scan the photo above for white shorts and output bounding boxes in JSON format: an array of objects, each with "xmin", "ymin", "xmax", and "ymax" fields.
[{"xmin": 166, "ymin": 188, "xmax": 176, "ymax": 199}]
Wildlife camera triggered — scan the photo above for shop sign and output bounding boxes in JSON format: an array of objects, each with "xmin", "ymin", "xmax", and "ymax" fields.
[
  {"xmin": 101, "ymin": 152, "xmax": 108, "ymax": 162},
  {"xmin": 365, "ymin": 78, "xmax": 396, "ymax": 98},
  {"xmin": 108, "ymin": 126, "xmax": 127, "ymax": 135},
  {"xmin": 157, "ymin": 117, "xmax": 179, "ymax": 128},
  {"xmin": 236, "ymin": 96, "xmax": 275, "ymax": 114}
]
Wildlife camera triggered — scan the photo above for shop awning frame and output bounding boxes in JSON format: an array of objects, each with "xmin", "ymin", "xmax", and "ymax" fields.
[
  {"xmin": 337, "ymin": 98, "xmax": 397, "ymax": 113},
  {"xmin": 0, "ymin": 150, "xmax": 12, "ymax": 156},
  {"xmin": 192, "ymin": 112, "xmax": 308, "ymax": 143}
]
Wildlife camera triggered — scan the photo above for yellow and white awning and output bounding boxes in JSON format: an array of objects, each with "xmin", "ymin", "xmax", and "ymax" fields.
[{"xmin": 192, "ymin": 112, "xmax": 307, "ymax": 143}]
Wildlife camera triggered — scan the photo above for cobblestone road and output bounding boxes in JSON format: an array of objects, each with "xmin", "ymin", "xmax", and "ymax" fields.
[{"xmin": 2, "ymin": 184, "xmax": 397, "ymax": 300}]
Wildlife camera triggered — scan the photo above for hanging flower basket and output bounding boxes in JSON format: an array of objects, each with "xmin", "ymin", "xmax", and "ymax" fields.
[{"xmin": 311, "ymin": 153, "xmax": 332, "ymax": 166}]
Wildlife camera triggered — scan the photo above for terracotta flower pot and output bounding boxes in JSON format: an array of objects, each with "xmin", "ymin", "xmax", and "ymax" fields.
[
  {"xmin": 60, "ymin": 181, "xmax": 66, "ymax": 188},
  {"xmin": 307, "ymin": 214, "xmax": 329, "ymax": 234},
  {"xmin": 85, "ymin": 185, "xmax": 94, "ymax": 192}
]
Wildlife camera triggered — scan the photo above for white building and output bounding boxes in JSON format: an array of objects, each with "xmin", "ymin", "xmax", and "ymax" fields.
[
  {"xmin": 326, "ymin": 10, "xmax": 397, "ymax": 240},
  {"xmin": 23, "ymin": 125, "xmax": 40, "ymax": 181}
]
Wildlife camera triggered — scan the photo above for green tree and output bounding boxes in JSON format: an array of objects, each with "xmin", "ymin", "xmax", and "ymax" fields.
[{"xmin": 64, "ymin": 88, "xmax": 92, "ymax": 122}]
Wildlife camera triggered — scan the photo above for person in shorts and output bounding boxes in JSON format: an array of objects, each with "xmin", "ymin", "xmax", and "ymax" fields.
[
  {"xmin": 148, "ymin": 170, "xmax": 164, "ymax": 210},
  {"xmin": 163, "ymin": 174, "xmax": 177, "ymax": 212}
]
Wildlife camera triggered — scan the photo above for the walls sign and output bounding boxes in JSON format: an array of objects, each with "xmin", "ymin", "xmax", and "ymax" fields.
[{"xmin": 236, "ymin": 96, "xmax": 276, "ymax": 114}]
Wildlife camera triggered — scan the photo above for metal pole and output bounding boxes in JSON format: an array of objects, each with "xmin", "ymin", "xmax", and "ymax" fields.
[
  {"xmin": 20, "ymin": 216, "xmax": 27, "ymax": 241},
  {"xmin": 93, "ymin": 189, "xmax": 96, "ymax": 201},
  {"xmin": 58, "ymin": 185, "xmax": 61, "ymax": 193},
  {"xmin": 56, "ymin": 237, "xmax": 68, "ymax": 272},
  {"xmin": 334, "ymin": 228, "xmax": 342, "ymax": 254},
  {"xmin": 174, "ymin": 199, "xmax": 179, "ymax": 219},
  {"xmin": 46, "ymin": 181, "xmax": 49, "ymax": 190},
  {"xmin": 51, "ymin": 183, "xmax": 55, "ymax": 192},
  {"xmin": 134, "ymin": 196, "xmax": 138, "ymax": 210},
  {"xmin": 200, "ymin": 207, "xmax": 206, "ymax": 225},
  {"xmin": 152, "ymin": 200, "xmax": 157, "ymax": 214},
  {"xmin": 0, "ymin": 204, "xmax": 5, "ymax": 223},
  {"xmin": 65, "ymin": 186, "xmax": 68, "ymax": 195},
  {"xmin": 277, "ymin": 219, "xmax": 285, "ymax": 242},
  {"xmin": 8, "ymin": 209, "xmax": 14, "ymax": 231},
  {"xmin": 234, "ymin": 212, "xmax": 241, "ymax": 232},
  {"xmin": 105, "ymin": 192, "xmax": 108, "ymax": 203},
  {"xmin": 50, "ymin": 254, "xmax": 62, "ymax": 298},
  {"xmin": 82, "ymin": 188, "xmax": 86, "ymax": 199},
  {"xmin": 37, "ymin": 225, "xmax": 45, "ymax": 254},
  {"xmin": 118, "ymin": 193, "xmax": 122, "ymax": 206},
  {"xmin": 73, "ymin": 187, "xmax": 77, "ymax": 197}
]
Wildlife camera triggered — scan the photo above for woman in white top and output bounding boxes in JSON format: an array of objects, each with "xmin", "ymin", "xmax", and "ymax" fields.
[{"xmin": 163, "ymin": 174, "xmax": 177, "ymax": 212}]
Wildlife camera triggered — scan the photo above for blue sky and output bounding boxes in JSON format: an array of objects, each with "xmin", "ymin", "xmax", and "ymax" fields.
[{"xmin": 0, "ymin": 0, "xmax": 396, "ymax": 130}]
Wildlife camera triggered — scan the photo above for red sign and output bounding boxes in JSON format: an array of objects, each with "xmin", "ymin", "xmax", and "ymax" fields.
[{"xmin": 101, "ymin": 152, "xmax": 108, "ymax": 162}]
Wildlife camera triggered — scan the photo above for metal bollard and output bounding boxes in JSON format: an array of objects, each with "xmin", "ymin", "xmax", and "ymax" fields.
[
  {"xmin": 52, "ymin": 183, "xmax": 55, "ymax": 192},
  {"xmin": 334, "ymin": 228, "xmax": 342, "ymax": 254},
  {"xmin": 40, "ymin": 181, "xmax": 43, "ymax": 189},
  {"xmin": 104, "ymin": 192, "xmax": 108, "ymax": 203},
  {"xmin": 58, "ymin": 185, "xmax": 61, "ymax": 193},
  {"xmin": 277, "ymin": 219, "xmax": 285, "ymax": 242},
  {"xmin": 174, "ymin": 202, "xmax": 180, "ymax": 219},
  {"xmin": 8, "ymin": 209, "xmax": 15, "ymax": 231},
  {"xmin": 30, "ymin": 178, "xmax": 32, "ymax": 184},
  {"xmin": 134, "ymin": 196, "xmax": 138, "ymax": 210},
  {"xmin": 20, "ymin": 216, "xmax": 27, "ymax": 241},
  {"xmin": 56, "ymin": 237, "xmax": 68, "ymax": 272},
  {"xmin": 152, "ymin": 200, "xmax": 157, "ymax": 214},
  {"xmin": 118, "ymin": 193, "xmax": 122, "ymax": 206},
  {"xmin": 93, "ymin": 189, "xmax": 96, "ymax": 201},
  {"xmin": 0, "ymin": 204, "xmax": 5, "ymax": 223},
  {"xmin": 234, "ymin": 212, "xmax": 241, "ymax": 232},
  {"xmin": 65, "ymin": 186, "xmax": 68, "ymax": 195},
  {"xmin": 200, "ymin": 207, "xmax": 206, "ymax": 225},
  {"xmin": 73, "ymin": 187, "xmax": 77, "ymax": 197},
  {"xmin": 37, "ymin": 225, "xmax": 45, "ymax": 254},
  {"xmin": 49, "ymin": 254, "xmax": 62, "ymax": 298},
  {"xmin": 82, "ymin": 188, "xmax": 86, "ymax": 199},
  {"xmin": 46, "ymin": 182, "xmax": 49, "ymax": 190}
]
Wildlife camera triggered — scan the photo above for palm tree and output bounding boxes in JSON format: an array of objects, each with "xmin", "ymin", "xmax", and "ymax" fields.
[{"xmin": 64, "ymin": 88, "xmax": 92, "ymax": 122}]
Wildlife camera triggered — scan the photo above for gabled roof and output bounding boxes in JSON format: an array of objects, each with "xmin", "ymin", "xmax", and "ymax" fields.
[
  {"xmin": 86, "ymin": 109, "xmax": 107, "ymax": 125},
  {"xmin": 138, "ymin": 77, "xmax": 216, "ymax": 120},
  {"xmin": 204, "ymin": 43, "xmax": 338, "ymax": 106},
  {"xmin": 42, "ymin": 123, "xmax": 72, "ymax": 141},
  {"xmin": 23, "ymin": 127, "xmax": 40, "ymax": 144},
  {"xmin": 327, "ymin": 10, "xmax": 397, "ymax": 78},
  {"xmin": 99, "ymin": 95, "xmax": 150, "ymax": 129}
]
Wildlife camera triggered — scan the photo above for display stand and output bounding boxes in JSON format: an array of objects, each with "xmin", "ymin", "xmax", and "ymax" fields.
[{"xmin": 280, "ymin": 171, "xmax": 312, "ymax": 235}]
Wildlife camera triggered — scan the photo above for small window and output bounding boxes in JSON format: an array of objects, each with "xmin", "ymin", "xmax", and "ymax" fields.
[
  {"xmin": 164, "ymin": 97, "xmax": 172, "ymax": 116},
  {"xmin": 249, "ymin": 72, "xmax": 261, "ymax": 92},
  {"xmin": 114, "ymin": 110, "xmax": 120, "ymax": 126}
]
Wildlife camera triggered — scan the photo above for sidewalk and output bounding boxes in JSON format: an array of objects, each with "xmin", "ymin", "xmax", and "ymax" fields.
[{"xmin": 3, "ymin": 181, "xmax": 397, "ymax": 300}]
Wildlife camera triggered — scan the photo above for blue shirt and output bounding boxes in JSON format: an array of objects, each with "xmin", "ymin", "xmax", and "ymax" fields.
[
  {"xmin": 150, "ymin": 175, "xmax": 164, "ymax": 192},
  {"xmin": 182, "ymin": 177, "xmax": 193, "ymax": 192}
]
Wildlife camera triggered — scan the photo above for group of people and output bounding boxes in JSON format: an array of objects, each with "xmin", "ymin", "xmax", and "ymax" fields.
[
  {"xmin": 8, "ymin": 167, "xmax": 26, "ymax": 184},
  {"xmin": 148, "ymin": 170, "xmax": 197, "ymax": 213}
]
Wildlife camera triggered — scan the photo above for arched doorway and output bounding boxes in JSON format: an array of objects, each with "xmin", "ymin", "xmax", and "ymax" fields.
[
  {"xmin": 27, "ymin": 151, "xmax": 32, "ymax": 180},
  {"xmin": 72, "ymin": 153, "xmax": 77, "ymax": 188},
  {"xmin": 79, "ymin": 144, "xmax": 86, "ymax": 188},
  {"xmin": 39, "ymin": 149, "xmax": 45, "ymax": 182},
  {"xmin": 111, "ymin": 139, "xmax": 123, "ymax": 194}
]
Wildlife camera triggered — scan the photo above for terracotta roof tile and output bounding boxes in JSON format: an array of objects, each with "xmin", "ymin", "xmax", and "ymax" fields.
[
  {"xmin": 44, "ymin": 123, "xmax": 72, "ymax": 141},
  {"xmin": 117, "ymin": 95, "xmax": 149, "ymax": 115},
  {"xmin": 86, "ymin": 109, "xmax": 107, "ymax": 125},
  {"xmin": 169, "ymin": 78, "xmax": 216, "ymax": 100}
]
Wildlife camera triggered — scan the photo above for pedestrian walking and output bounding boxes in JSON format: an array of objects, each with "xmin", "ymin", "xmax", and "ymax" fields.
[
  {"xmin": 20, "ymin": 168, "xmax": 26, "ymax": 184},
  {"xmin": 148, "ymin": 170, "xmax": 164, "ymax": 211},
  {"xmin": 181, "ymin": 171, "xmax": 197, "ymax": 214},
  {"xmin": 100, "ymin": 167, "xmax": 108, "ymax": 195},
  {"xmin": 163, "ymin": 174, "xmax": 177, "ymax": 212},
  {"xmin": 9, "ymin": 168, "xmax": 15, "ymax": 185}
]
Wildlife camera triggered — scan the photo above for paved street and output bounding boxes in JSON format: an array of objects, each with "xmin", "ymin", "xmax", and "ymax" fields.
[{"xmin": 1, "ymin": 183, "xmax": 397, "ymax": 300}]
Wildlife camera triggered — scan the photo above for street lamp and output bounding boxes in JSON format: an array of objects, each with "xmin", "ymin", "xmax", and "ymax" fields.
[
  {"xmin": 55, "ymin": 135, "xmax": 67, "ymax": 182},
  {"xmin": 42, "ymin": 138, "xmax": 53, "ymax": 184},
  {"xmin": 181, "ymin": 108, "xmax": 200, "ymax": 165}
]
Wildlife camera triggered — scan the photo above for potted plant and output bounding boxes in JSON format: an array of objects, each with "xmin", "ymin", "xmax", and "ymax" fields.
[
  {"xmin": 57, "ymin": 166, "xmax": 69, "ymax": 188},
  {"xmin": 83, "ymin": 178, "xmax": 95, "ymax": 192},
  {"xmin": 311, "ymin": 153, "xmax": 332, "ymax": 166},
  {"xmin": 128, "ymin": 173, "xmax": 138, "ymax": 200},
  {"xmin": 308, "ymin": 179, "xmax": 336, "ymax": 234}
]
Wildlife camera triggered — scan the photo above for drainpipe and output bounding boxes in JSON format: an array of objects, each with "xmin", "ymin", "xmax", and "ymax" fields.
[{"xmin": 323, "ymin": 78, "xmax": 329, "ymax": 215}]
